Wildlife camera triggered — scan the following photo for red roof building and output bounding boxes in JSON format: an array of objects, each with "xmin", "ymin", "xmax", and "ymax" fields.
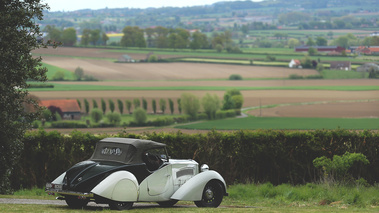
[
  {"xmin": 40, "ymin": 99, "xmax": 81, "ymax": 120},
  {"xmin": 295, "ymin": 46, "xmax": 346, "ymax": 53}
]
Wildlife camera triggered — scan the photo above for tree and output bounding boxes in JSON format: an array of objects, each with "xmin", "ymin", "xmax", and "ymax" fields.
[
  {"xmin": 308, "ymin": 47, "xmax": 318, "ymax": 56},
  {"xmin": 223, "ymin": 89, "xmax": 243, "ymax": 110},
  {"xmin": 101, "ymin": 98, "xmax": 106, "ymax": 114},
  {"xmin": 133, "ymin": 98, "xmax": 141, "ymax": 109},
  {"xmin": 45, "ymin": 25, "xmax": 61, "ymax": 43},
  {"xmin": 180, "ymin": 93, "xmax": 200, "ymax": 120},
  {"xmin": 108, "ymin": 99, "xmax": 115, "ymax": 113},
  {"xmin": 74, "ymin": 67, "xmax": 84, "ymax": 80},
  {"xmin": 222, "ymin": 93, "xmax": 235, "ymax": 110},
  {"xmin": 81, "ymin": 29, "xmax": 91, "ymax": 46},
  {"xmin": 133, "ymin": 108, "xmax": 147, "ymax": 125},
  {"xmin": 306, "ymin": 37, "xmax": 315, "ymax": 46},
  {"xmin": 288, "ymin": 38, "xmax": 300, "ymax": 49},
  {"xmin": 92, "ymin": 99, "xmax": 98, "ymax": 109},
  {"xmin": 121, "ymin": 26, "xmax": 146, "ymax": 48},
  {"xmin": 168, "ymin": 99, "xmax": 174, "ymax": 114},
  {"xmin": 90, "ymin": 108, "xmax": 103, "ymax": 123},
  {"xmin": 0, "ymin": 0, "xmax": 49, "ymax": 193},
  {"xmin": 117, "ymin": 99, "xmax": 124, "ymax": 114},
  {"xmin": 84, "ymin": 99, "xmax": 90, "ymax": 114},
  {"xmin": 177, "ymin": 98, "xmax": 182, "ymax": 114},
  {"xmin": 142, "ymin": 98, "xmax": 148, "ymax": 111},
  {"xmin": 316, "ymin": 36, "xmax": 327, "ymax": 46},
  {"xmin": 300, "ymin": 56, "xmax": 313, "ymax": 68},
  {"xmin": 159, "ymin": 99, "xmax": 166, "ymax": 114},
  {"xmin": 61, "ymin": 28, "xmax": 76, "ymax": 46},
  {"xmin": 152, "ymin": 99, "xmax": 157, "ymax": 114},
  {"xmin": 125, "ymin": 100, "xmax": 132, "ymax": 114},
  {"xmin": 77, "ymin": 99, "xmax": 82, "ymax": 110},
  {"xmin": 190, "ymin": 31, "xmax": 208, "ymax": 50},
  {"xmin": 215, "ymin": 44, "xmax": 223, "ymax": 53},
  {"xmin": 89, "ymin": 29, "xmax": 100, "ymax": 46},
  {"xmin": 202, "ymin": 93, "xmax": 220, "ymax": 120},
  {"xmin": 101, "ymin": 32, "xmax": 109, "ymax": 46}
]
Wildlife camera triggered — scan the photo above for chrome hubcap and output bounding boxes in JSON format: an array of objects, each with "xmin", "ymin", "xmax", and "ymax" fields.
[{"xmin": 204, "ymin": 188, "xmax": 214, "ymax": 200}]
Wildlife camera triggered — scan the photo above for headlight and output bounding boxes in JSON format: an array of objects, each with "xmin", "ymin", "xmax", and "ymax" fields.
[{"xmin": 200, "ymin": 164, "xmax": 209, "ymax": 172}]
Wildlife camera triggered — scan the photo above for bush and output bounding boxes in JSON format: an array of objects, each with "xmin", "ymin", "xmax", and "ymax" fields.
[
  {"xmin": 106, "ymin": 112, "xmax": 121, "ymax": 125},
  {"xmin": 148, "ymin": 54, "xmax": 158, "ymax": 62},
  {"xmin": 216, "ymin": 110, "xmax": 227, "ymax": 119},
  {"xmin": 90, "ymin": 108, "xmax": 103, "ymax": 123},
  {"xmin": 51, "ymin": 71, "xmax": 65, "ymax": 81},
  {"xmin": 265, "ymin": 55, "xmax": 276, "ymax": 62},
  {"xmin": 306, "ymin": 75, "xmax": 323, "ymax": 79},
  {"xmin": 198, "ymin": 113, "xmax": 208, "ymax": 120},
  {"xmin": 133, "ymin": 108, "xmax": 147, "ymax": 125},
  {"xmin": 229, "ymin": 74, "xmax": 243, "ymax": 80},
  {"xmin": 289, "ymin": 74, "xmax": 304, "ymax": 79},
  {"xmin": 181, "ymin": 93, "xmax": 200, "ymax": 120},
  {"xmin": 149, "ymin": 117, "xmax": 175, "ymax": 126},
  {"xmin": 51, "ymin": 121, "xmax": 87, "ymax": 128},
  {"xmin": 11, "ymin": 129, "xmax": 379, "ymax": 189}
]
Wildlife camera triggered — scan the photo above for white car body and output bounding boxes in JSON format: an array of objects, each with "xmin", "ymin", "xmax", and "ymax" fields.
[{"xmin": 46, "ymin": 138, "xmax": 227, "ymax": 210}]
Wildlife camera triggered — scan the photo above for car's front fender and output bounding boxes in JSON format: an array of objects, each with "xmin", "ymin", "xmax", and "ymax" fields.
[
  {"xmin": 170, "ymin": 170, "xmax": 226, "ymax": 201},
  {"xmin": 91, "ymin": 171, "xmax": 138, "ymax": 202}
]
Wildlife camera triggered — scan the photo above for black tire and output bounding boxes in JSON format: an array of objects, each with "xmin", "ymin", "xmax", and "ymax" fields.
[
  {"xmin": 157, "ymin": 200, "xmax": 178, "ymax": 207},
  {"xmin": 194, "ymin": 181, "xmax": 224, "ymax": 208},
  {"xmin": 109, "ymin": 201, "xmax": 133, "ymax": 210},
  {"xmin": 65, "ymin": 196, "xmax": 88, "ymax": 209}
]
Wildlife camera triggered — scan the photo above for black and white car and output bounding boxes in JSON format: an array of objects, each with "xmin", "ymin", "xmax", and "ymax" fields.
[{"xmin": 46, "ymin": 138, "xmax": 228, "ymax": 210}]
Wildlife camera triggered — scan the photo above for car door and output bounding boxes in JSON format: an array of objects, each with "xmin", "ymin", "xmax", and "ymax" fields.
[{"xmin": 146, "ymin": 164, "xmax": 172, "ymax": 196}]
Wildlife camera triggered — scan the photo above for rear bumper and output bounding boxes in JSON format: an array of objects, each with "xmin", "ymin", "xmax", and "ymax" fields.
[{"xmin": 45, "ymin": 185, "xmax": 94, "ymax": 198}]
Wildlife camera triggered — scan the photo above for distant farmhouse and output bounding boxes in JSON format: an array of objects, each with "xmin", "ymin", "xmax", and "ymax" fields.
[
  {"xmin": 118, "ymin": 54, "xmax": 135, "ymax": 63},
  {"xmin": 295, "ymin": 46, "xmax": 346, "ymax": 53},
  {"xmin": 40, "ymin": 99, "xmax": 81, "ymax": 120},
  {"xmin": 357, "ymin": 63, "xmax": 379, "ymax": 72},
  {"xmin": 350, "ymin": 46, "xmax": 379, "ymax": 55},
  {"xmin": 329, "ymin": 61, "xmax": 351, "ymax": 71},
  {"xmin": 289, "ymin": 59, "xmax": 301, "ymax": 68}
]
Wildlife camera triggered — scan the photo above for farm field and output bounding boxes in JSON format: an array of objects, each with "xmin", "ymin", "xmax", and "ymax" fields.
[{"xmin": 30, "ymin": 47, "xmax": 379, "ymax": 131}]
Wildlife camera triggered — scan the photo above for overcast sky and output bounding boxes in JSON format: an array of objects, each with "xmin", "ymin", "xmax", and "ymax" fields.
[{"xmin": 42, "ymin": 0, "xmax": 262, "ymax": 12}]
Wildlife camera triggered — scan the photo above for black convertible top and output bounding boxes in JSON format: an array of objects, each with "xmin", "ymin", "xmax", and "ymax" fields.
[{"xmin": 90, "ymin": 138, "xmax": 166, "ymax": 164}]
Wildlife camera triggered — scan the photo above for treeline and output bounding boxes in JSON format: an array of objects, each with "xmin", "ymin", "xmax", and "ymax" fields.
[
  {"xmin": 11, "ymin": 129, "xmax": 379, "ymax": 190},
  {"xmin": 44, "ymin": 25, "xmax": 242, "ymax": 52}
]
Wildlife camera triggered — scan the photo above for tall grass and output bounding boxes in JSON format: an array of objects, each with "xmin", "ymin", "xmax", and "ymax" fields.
[
  {"xmin": 228, "ymin": 183, "xmax": 379, "ymax": 208},
  {"xmin": 3, "ymin": 184, "xmax": 378, "ymax": 209}
]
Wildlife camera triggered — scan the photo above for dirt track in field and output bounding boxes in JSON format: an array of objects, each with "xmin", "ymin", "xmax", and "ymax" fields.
[{"xmin": 30, "ymin": 47, "xmax": 379, "ymax": 120}]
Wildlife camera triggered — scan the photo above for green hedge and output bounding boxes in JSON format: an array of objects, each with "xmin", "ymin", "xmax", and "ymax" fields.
[{"xmin": 11, "ymin": 129, "xmax": 379, "ymax": 189}]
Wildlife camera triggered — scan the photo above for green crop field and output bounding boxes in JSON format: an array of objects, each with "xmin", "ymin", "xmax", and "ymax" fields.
[
  {"xmin": 42, "ymin": 63, "xmax": 76, "ymax": 81},
  {"xmin": 175, "ymin": 116, "xmax": 379, "ymax": 130},
  {"xmin": 27, "ymin": 83, "xmax": 379, "ymax": 92}
]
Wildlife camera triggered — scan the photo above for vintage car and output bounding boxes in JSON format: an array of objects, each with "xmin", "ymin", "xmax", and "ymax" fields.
[{"xmin": 46, "ymin": 138, "xmax": 228, "ymax": 210}]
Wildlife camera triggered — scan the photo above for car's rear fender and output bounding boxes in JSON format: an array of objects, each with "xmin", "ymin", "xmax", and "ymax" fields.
[
  {"xmin": 91, "ymin": 171, "xmax": 138, "ymax": 202},
  {"xmin": 170, "ymin": 170, "xmax": 226, "ymax": 201}
]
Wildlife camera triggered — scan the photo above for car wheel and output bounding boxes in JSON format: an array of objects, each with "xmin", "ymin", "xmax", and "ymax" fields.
[
  {"xmin": 157, "ymin": 200, "xmax": 178, "ymax": 207},
  {"xmin": 65, "ymin": 196, "xmax": 88, "ymax": 209},
  {"xmin": 109, "ymin": 201, "xmax": 133, "ymax": 210},
  {"xmin": 194, "ymin": 181, "xmax": 223, "ymax": 208}
]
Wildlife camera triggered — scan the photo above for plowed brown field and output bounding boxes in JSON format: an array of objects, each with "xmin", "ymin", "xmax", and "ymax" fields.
[{"xmin": 31, "ymin": 47, "xmax": 379, "ymax": 121}]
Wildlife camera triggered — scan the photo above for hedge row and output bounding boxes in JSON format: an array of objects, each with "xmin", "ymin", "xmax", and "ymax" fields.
[{"xmin": 12, "ymin": 129, "xmax": 378, "ymax": 189}]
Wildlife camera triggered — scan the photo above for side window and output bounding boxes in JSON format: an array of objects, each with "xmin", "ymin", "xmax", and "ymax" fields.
[{"xmin": 142, "ymin": 148, "xmax": 167, "ymax": 171}]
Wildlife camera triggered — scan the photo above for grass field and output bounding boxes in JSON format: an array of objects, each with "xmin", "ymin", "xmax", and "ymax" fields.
[
  {"xmin": 28, "ymin": 82, "xmax": 379, "ymax": 92},
  {"xmin": 175, "ymin": 117, "xmax": 379, "ymax": 130},
  {"xmin": 42, "ymin": 63, "xmax": 76, "ymax": 81},
  {"xmin": 1, "ymin": 183, "xmax": 378, "ymax": 212}
]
